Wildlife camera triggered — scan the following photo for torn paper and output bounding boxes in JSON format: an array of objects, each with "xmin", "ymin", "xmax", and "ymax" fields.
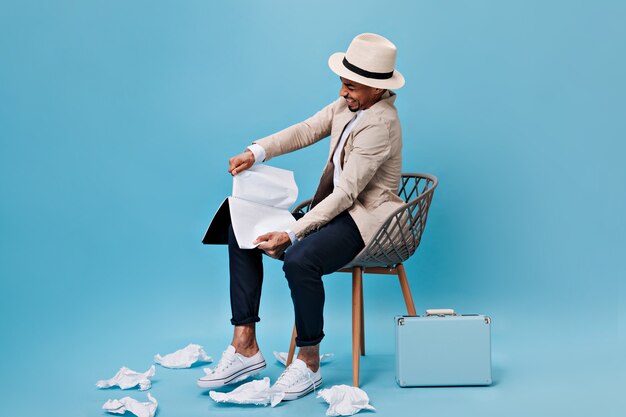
[
  {"xmin": 103, "ymin": 393, "xmax": 158, "ymax": 417},
  {"xmin": 154, "ymin": 343, "xmax": 212, "ymax": 368},
  {"xmin": 209, "ymin": 377, "xmax": 285, "ymax": 407},
  {"xmin": 96, "ymin": 366, "xmax": 156, "ymax": 391},
  {"xmin": 273, "ymin": 351, "xmax": 334, "ymax": 366},
  {"xmin": 317, "ymin": 385, "xmax": 376, "ymax": 416},
  {"xmin": 203, "ymin": 164, "xmax": 298, "ymax": 249}
]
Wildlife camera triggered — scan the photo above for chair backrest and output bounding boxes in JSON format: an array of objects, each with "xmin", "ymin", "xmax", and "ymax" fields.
[{"xmin": 292, "ymin": 173, "xmax": 438, "ymax": 268}]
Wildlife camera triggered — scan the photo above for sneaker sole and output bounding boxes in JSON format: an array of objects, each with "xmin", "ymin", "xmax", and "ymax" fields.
[
  {"xmin": 281, "ymin": 377, "xmax": 323, "ymax": 401},
  {"xmin": 197, "ymin": 360, "xmax": 267, "ymax": 388}
]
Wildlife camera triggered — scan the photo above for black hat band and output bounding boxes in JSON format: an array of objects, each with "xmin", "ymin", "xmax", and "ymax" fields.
[{"xmin": 342, "ymin": 57, "xmax": 394, "ymax": 80}]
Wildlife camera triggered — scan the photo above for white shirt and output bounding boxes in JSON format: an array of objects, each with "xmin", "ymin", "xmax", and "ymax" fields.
[{"xmin": 332, "ymin": 110, "xmax": 364, "ymax": 185}]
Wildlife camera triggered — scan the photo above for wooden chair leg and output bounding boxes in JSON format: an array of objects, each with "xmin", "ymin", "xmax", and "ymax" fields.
[
  {"xmin": 360, "ymin": 277, "xmax": 365, "ymax": 356},
  {"xmin": 397, "ymin": 263, "xmax": 417, "ymax": 316},
  {"xmin": 352, "ymin": 267, "xmax": 363, "ymax": 387},
  {"xmin": 286, "ymin": 324, "xmax": 297, "ymax": 367}
]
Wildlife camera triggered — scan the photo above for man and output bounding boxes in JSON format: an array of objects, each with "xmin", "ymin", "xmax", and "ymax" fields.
[{"xmin": 198, "ymin": 33, "xmax": 405, "ymax": 400}]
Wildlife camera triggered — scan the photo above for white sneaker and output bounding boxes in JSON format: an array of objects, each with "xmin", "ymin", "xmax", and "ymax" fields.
[
  {"xmin": 197, "ymin": 345, "xmax": 266, "ymax": 388},
  {"xmin": 272, "ymin": 358, "xmax": 322, "ymax": 401}
]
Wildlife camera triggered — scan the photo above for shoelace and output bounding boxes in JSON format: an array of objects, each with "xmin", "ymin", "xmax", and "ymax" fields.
[
  {"xmin": 211, "ymin": 349, "xmax": 244, "ymax": 374},
  {"xmin": 276, "ymin": 364, "xmax": 316, "ymax": 393}
]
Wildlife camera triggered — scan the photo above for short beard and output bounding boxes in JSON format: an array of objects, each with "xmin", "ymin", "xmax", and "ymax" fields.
[{"xmin": 346, "ymin": 101, "xmax": 359, "ymax": 112}]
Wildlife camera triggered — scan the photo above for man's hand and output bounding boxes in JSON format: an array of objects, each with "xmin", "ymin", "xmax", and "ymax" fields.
[
  {"xmin": 254, "ymin": 231, "xmax": 291, "ymax": 259},
  {"xmin": 228, "ymin": 150, "xmax": 255, "ymax": 175}
]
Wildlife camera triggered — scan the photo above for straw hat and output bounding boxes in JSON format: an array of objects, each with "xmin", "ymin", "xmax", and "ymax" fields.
[{"xmin": 328, "ymin": 33, "xmax": 405, "ymax": 90}]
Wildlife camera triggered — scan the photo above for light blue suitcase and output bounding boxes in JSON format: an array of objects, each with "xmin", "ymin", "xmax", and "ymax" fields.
[{"xmin": 395, "ymin": 309, "xmax": 492, "ymax": 387}]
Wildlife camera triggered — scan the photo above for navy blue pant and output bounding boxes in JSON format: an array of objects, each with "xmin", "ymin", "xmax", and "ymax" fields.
[{"xmin": 228, "ymin": 211, "xmax": 365, "ymax": 347}]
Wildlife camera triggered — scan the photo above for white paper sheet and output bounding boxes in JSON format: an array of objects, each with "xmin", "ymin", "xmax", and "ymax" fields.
[
  {"xmin": 272, "ymin": 351, "xmax": 334, "ymax": 366},
  {"xmin": 317, "ymin": 385, "xmax": 376, "ymax": 416},
  {"xmin": 209, "ymin": 377, "xmax": 285, "ymax": 407},
  {"xmin": 229, "ymin": 197, "xmax": 297, "ymax": 249},
  {"xmin": 96, "ymin": 366, "xmax": 156, "ymax": 391},
  {"xmin": 229, "ymin": 165, "xmax": 298, "ymax": 249},
  {"xmin": 102, "ymin": 393, "xmax": 158, "ymax": 417},
  {"xmin": 154, "ymin": 343, "xmax": 212, "ymax": 368},
  {"xmin": 232, "ymin": 164, "xmax": 297, "ymax": 210}
]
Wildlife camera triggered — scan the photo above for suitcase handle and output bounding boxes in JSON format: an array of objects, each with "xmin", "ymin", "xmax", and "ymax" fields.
[{"xmin": 425, "ymin": 308, "xmax": 456, "ymax": 316}]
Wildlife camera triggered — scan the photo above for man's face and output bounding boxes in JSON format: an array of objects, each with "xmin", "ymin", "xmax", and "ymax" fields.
[{"xmin": 339, "ymin": 77, "xmax": 382, "ymax": 112}]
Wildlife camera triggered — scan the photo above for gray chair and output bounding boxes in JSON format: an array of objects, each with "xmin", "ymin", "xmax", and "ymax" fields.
[{"xmin": 285, "ymin": 173, "xmax": 438, "ymax": 386}]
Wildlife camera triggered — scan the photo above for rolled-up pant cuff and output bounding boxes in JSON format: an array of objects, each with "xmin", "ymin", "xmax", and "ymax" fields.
[
  {"xmin": 231, "ymin": 316, "xmax": 260, "ymax": 326},
  {"xmin": 295, "ymin": 332, "xmax": 324, "ymax": 347}
]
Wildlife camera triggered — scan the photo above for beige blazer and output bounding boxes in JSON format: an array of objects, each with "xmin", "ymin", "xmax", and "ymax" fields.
[{"xmin": 254, "ymin": 91, "xmax": 403, "ymax": 245}]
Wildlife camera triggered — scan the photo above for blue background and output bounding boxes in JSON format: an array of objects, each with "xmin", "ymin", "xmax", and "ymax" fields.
[{"xmin": 1, "ymin": 1, "xmax": 624, "ymax": 416}]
